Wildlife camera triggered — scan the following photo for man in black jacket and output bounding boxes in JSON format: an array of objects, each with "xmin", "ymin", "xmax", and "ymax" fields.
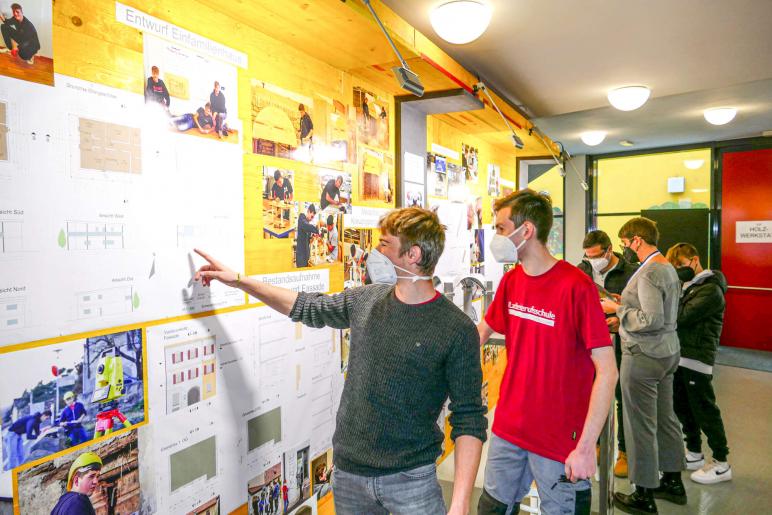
[
  {"xmin": 296, "ymin": 203, "xmax": 319, "ymax": 268},
  {"xmin": 0, "ymin": 3, "xmax": 39, "ymax": 64},
  {"xmin": 578, "ymin": 230, "xmax": 637, "ymax": 477},
  {"xmin": 666, "ymin": 243, "xmax": 731, "ymax": 485}
]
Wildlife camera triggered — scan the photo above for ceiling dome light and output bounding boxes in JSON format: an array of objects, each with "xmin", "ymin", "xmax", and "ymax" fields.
[
  {"xmin": 607, "ymin": 86, "xmax": 651, "ymax": 111},
  {"xmin": 683, "ymin": 159, "xmax": 705, "ymax": 170},
  {"xmin": 430, "ymin": 1, "xmax": 492, "ymax": 45},
  {"xmin": 704, "ymin": 107, "xmax": 737, "ymax": 125},
  {"xmin": 581, "ymin": 130, "xmax": 607, "ymax": 146}
]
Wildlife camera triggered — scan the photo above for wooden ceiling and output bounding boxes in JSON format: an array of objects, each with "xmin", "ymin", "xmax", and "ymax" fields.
[{"xmin": 212, "ymin": 0, "xmax": 553, "ymax": 155}]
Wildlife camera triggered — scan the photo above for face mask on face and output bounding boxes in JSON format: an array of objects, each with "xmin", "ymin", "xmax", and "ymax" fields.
[
  {"xmin": 365, "ymin": 248, "xmax": 432, "ymax": 285},
  {"xmin": 622, "ymin": 244, "xmax": 638, "ymax": 263},
  {"xmin": 490, "ymin": 224, "xmax": 527, "ymax": 263},
  {"xmin": 676, "ymin": 266, "xmax": 696, "ymax": 283},
  {"xmin": 587, "ymin": 254, "xmax": 610, "ymax": 273}
]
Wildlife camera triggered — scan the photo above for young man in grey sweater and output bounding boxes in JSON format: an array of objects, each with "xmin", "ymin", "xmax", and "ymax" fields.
[{"xmin": 194, "ymin": 207, "xmax": 487, "ymax": 515}]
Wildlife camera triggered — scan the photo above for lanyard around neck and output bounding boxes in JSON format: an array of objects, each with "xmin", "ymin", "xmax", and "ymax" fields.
[{"xmin": 629, "ymin": 250, "xmax": 661, "ymax": 283}]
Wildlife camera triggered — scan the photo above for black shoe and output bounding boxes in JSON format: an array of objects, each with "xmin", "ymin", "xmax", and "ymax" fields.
[
  {"xmin": 614, "ymin": 486, "xmax": 658, "ymax": 514},
  {"xmin": 652, "ymin": 472, "xmax": 688, "ymax": 505}
]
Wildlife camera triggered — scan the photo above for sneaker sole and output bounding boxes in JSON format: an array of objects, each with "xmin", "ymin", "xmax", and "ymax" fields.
[
  {"xmin": 691, "ymin": 472, "xmax": 732, "ymax": 485},
  {"xmin": 652, "ymin": 491, "xmax": 687, "ymax": 505}
]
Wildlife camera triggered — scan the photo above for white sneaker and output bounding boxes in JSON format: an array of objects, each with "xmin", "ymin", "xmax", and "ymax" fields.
[
  {"xmin": 691, "ymin": 460, "xmax": 732, "ymax": 484},
  {"xmin": 686, "ymin": 451, "xmax": 704, "ymax": 470}
]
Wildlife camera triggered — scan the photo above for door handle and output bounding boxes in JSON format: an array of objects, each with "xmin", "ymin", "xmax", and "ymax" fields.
[{"xmin": 727, "ymin": 285, "xmax": 772, "ymax": 292}]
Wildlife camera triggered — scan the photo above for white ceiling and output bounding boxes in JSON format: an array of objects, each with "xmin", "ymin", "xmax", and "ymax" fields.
[{"xmin": 382, "ymin": 0, "xmax": 772, "ymax": 153}]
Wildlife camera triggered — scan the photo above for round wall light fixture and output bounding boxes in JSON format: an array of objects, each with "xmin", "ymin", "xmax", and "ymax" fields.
[
  {"xmin": 704, "ymin": 107, "xmax": 737, "ymax": 125},
  {"xmin": 430, "ymin": 1, "xmax": 492, "ymax": 44},
  {"xmin": 683, "ymin": 159, "xmax": 705, "ymax": 170},
  {"xmin": 607, "ymin": 86, "xmax": 651, "ymax": 111},
  {"xmin": 580, "ymin": 130, "xmax": 607, "ymax": 146}
]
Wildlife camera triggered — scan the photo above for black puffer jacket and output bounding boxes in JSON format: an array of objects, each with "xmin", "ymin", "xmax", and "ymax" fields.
[{"xmin": 677, "ymin": 270, "xmax": 728, "ymax": 366}]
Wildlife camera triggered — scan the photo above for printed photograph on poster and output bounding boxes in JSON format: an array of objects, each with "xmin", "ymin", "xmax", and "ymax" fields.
[
  {"xmin": 447, "ymin": 162, "xmax": 466, "ymax": 201},
  {"xmin": 143, "ymin": 34, "xmax": 239, "ymax": 143},
  {"xmin": 404, "ymin": 181, "xmax": 424, "ymax": 208},
  {"xmin": 481, "ymin": 380, "xmax": 489, "ymax": 410},
  {"xmin": 353, "ymin": 86, "xmax": 389, "ymax": 150},
  {"xmin": 311, "ymin": 449, "xmax": 332, "ymax": 500},
  {"xmin": 188, "ymin": 496, "xmax": 220, "ymax": 515},
  {"xmin": 263, "ymin": 167, "xmax": 298, "ymax": 239},
  {"xmin": 461, "ymin": 144, "xmax": 479, "ymax": 182},
  {"xmin": 318, "ymin": 169, "xmax": 351, "ymax": 216},
  {"xmin": 358, "ymin": 146, "xmax": 394, "ymax": 204},
  {"xmin": 343, "ymin": 228, "xmax": 374, "ymax": 289},
  {"xmin": 1, "ymin": 329, "xmax": 145, "ymax": 471},
  {"xmin": 252, "ymin": 80, "xmax": 350, "ymax": 166},
  {"xmin": 466, "ymin": 196, "xmax": 483, "ymax": 230},
  {"xmin": 283, "ymin": 443, "xmax": 311, "ymax": 514},
  {"xmin": 471, "ymin": 229, "xmax": 484, "ymax": 274},
  {"xmin": 0, "ymin": 0, "xmax": 53, "ymax": 86},
  {"xmin": 16, "ymin": 428, "xmax": 140, "ymax": 514},
  {"xmin": 487, "ymin": 163, "xmax": 501, "ymax": 196},
  {"xmin": 294, "ymin": 203, "xmax": 342, "ymax": 268},
  {"xmin": 427, "ymin": 153, "xmax": 448, "ymax": 198},
  {"xmin": 248, "ymin": 462, "xmax": 282, "ymax": 515}
]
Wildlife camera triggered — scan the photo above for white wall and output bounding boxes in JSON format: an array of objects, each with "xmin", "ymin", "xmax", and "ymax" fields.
[{"xmin": 564, "ymin": 154, "xmax": 588, "ymax": 265}]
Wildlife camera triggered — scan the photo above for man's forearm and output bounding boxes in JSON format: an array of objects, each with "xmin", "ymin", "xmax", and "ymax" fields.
[
  {"xmin": 576, "ymin": 359, "xmax": 617, "ymax": 451},
  {"xmin": 450, "ymin": 435, "xmax": 483, "ymax": 513},
  {"xmin": 477, "ymin": 320, "xmax": 493, "ymax": 346},
  {"xmin": 236, "ymin": 276, "xmax": 299, "ymax": 316}
]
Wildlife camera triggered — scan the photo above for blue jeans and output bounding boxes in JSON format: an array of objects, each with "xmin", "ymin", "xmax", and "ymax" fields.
[
  {"xmin": 479, "ymin": 435, "xmax": 591, "ymax": 515},
  {"xmin": 66, "ymin": 426, "xmax": 89, "ymax": 446},
  {"xmin": 4, "ymin": 431, "xmax": 24, "ymax": 469},
  {"xmin": 332, "ymin": 463, "xmax": 445, "ymax": 515}
]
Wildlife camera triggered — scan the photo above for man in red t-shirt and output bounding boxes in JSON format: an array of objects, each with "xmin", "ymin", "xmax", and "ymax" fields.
[{"xmin": 477, "ymin": 189, "xmax": 618, "ymax": 514}]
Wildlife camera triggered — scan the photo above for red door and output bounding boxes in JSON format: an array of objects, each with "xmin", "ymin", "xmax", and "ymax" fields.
[{"xmin": 720, "ymin": 148, "xmax": 772, "ymax": 350}]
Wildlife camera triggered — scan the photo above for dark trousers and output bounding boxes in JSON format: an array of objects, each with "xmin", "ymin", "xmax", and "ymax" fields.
[
  {"xmin": 673, "ymin": 366, "xmax": 729, "ymax": 461},
  {"xmin": 1, "ymin": 25, "xmax": 37, "ymax": 60}
]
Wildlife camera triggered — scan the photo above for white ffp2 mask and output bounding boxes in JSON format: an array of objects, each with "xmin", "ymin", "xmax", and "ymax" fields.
[
  {"xmin": 366, "ymin": 248, "xmax": 432, "ymax": 285},
  {"xmin": 489, "ymin": 224, "xmax": 527, "ymax": 263}
]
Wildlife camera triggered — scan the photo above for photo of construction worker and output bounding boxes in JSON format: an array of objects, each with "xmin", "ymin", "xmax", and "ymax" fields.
[
  {"xmin": 50, "ymin": 451, "xmax": 103, "ymax": 515},
  {"xmin": 262, "ymin": 167, "xmax": 298, "ymax": 239},
  {"xmin": 353, "ymin": 86, "xmax": 389, "ymax": 150},
  {"xmin": 0, "ymin": 0, "xmax": 53, "ymax": 86},
  {"xmin": 318, "ymin": 171, "xmax": 351, "ymax": 215},
  {"xmin": 16, "ymin": 429, "xmax": 140, "ymax": 515},
  {"xmin": 0, "ymin": 329, "xmax": 145, "ymax": 471}
]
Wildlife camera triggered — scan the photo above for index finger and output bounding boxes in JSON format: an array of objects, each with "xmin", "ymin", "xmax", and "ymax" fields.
[{"xmin": 194, "ymin": 248, "xmax": 217, "ymax": 265}]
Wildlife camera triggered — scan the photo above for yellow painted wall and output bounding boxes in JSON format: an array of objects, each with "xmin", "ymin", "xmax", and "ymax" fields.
[
  {"xmin": 596, "ymin": 148, "xmax": 711, "ymax": 253},
  {"xmin": 528, "ymin": 164, "xmax": 564, "ymax": 212},
  {"xmin": 597, "ymin": 148, "xmax": 711, "ymax": 213}
]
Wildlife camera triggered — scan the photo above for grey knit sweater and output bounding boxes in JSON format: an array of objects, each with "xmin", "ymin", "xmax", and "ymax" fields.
[{"xmin": 289, "ymin": 283, "xmax": 487, "ymax": 476}]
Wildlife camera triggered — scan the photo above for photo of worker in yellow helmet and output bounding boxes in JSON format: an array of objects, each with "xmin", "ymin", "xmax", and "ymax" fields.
[
  {"xmin": 49, "ymin": 451, "xmax": 103, "ymax": 515},
  {"xmin": 0, "ymin": 328, "xmax": 145, "ymax": 472},
  {"xmin": 16, "ymin": 429, "xmax": 140, "ymax": 515}
]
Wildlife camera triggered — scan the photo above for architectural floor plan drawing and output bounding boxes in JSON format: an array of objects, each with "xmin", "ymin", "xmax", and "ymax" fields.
[{"xmin": 78, "ymin": 117, "xmax": 142, "ymax": 174}]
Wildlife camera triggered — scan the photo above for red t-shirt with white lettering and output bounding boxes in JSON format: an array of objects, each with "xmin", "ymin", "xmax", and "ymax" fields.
[{"xmin": 485, "ymin": 260, "xmax": 611, "ymax": 463}]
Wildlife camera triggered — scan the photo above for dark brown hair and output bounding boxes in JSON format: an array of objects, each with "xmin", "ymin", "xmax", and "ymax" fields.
[{"xmin": 493, "ymin": 188, "xmax": 553, "ymax": 244}]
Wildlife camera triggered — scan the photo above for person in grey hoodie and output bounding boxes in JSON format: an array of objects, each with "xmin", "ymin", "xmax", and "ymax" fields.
[{"xmin": 666, "ymin": 242, "xmax": 731, "ymax": 485}]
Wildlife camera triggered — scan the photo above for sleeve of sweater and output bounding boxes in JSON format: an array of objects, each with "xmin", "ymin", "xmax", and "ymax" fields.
[
  {"xmin": 679, "ymin": 283, "xmax": 725, "ymax": 327},
  {"xmin": 445, "ymin": 322, "xmax": 488, "ymax": 443},
  {"xmin": 288, "ymin": 289, "xmax": 357, "ymax": 329},
  {"xmin": 617, "ymin": 273, "xmax": 665, "ymax": 333}
]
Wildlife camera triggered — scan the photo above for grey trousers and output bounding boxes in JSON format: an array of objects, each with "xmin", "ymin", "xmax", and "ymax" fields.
[{"xmin": 620, "ymin": 348, "xmax": 685, "ymax": 488}]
